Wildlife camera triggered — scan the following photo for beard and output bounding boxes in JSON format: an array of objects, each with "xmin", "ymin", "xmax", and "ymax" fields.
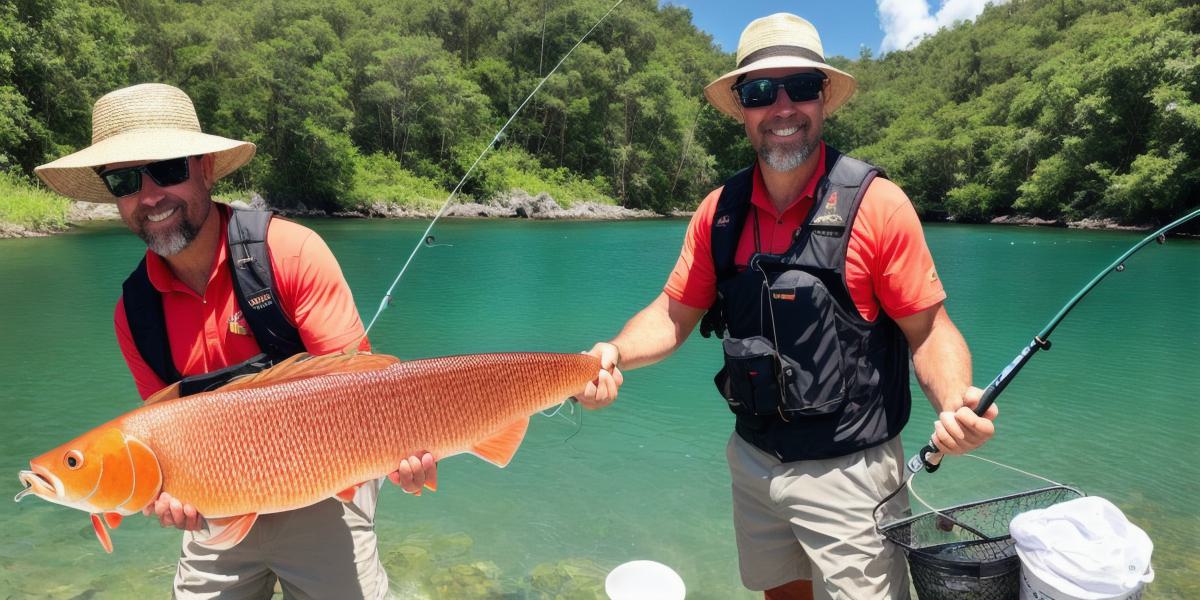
[
  {"xmin": 753, "ymin": 117, "xmax": 822, "ymax": 173},
  {"xmin": 128, "ymin": 200, "xmax": 206, "ymax": 257},
  {"xmin": 757, "ymin": 132, "xmax": 820, "ymax": 172}
]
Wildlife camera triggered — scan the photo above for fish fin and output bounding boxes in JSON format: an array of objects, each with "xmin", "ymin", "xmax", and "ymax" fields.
[
  {"xmin": 198, "ymin": 513, "xmax": 258, "ymax": 550},
  {"xmin": 144, "ymin": 382, "xmax": 182, "ymax": 405},
  {"xmin": 335, "ymin": 483, "xmax": 363, "ymax": 503},
  {"xmin": 90, "ymin": 513, "xmax": 114, "ymax": 554},
  {"xmin": 215, "ymin": 352, "xmax": 400, "ymax": 393},
  {"xmin": 104, "ymin": 512, "xmax": 123, "ymax": 530},
  {"xmin": 470, "ymin": 418, "xmax": 530, "ymax": 468}
]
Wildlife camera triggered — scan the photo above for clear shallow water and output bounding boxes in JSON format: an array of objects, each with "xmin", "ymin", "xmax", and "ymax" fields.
[{"xmin": 1, "ymin": 219, "xmax": 1196, "ymax": 599}]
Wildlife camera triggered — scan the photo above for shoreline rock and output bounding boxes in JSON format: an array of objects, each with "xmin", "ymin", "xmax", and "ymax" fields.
[
  {"xmin": 988, "ymin": 214, "xmax": 1156, "ymax": 231},
  {"xmin": 2, "ymin": 195, "xmax": 1181, "ymax": 239}
]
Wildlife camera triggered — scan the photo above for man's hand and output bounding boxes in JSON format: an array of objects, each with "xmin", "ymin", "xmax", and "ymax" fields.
[
  {"xmin": 389, "ymin": 452, "xmax": 437, "ymax": 495},
  {"xmin": 142, "ymin": 492, "xmax": 204, "ymax": 531},
  {"xmin": 930, "ymin": 386, "xmax": 998, "ymax": 456},
  {"xmin": 575, "ymin": 342, "xmax": 623, "ymax": 409}
]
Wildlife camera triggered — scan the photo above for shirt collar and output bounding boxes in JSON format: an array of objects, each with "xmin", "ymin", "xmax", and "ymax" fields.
[
  {"xmin": 144, "ymin": 204, "xmax": 229, "ymax": 295},
  {"xmin": 749, "ymin": 141, "xmax": 826, "ymax": 220}
]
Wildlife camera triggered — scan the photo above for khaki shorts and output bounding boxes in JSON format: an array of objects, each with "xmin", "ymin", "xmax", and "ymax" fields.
[
  {"xmin": 173, "ymin": 480, "xmax": 388, "ymax": 600},
  {"xmin": 727, "ymin": 433, "xmax": 911, "ymax": 600}
]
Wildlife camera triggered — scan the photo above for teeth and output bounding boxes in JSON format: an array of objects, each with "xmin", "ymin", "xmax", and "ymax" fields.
[
  {"xmin": 146, "ymin": 207, "xmax": 177, "ymax": 223},
  {"xmin": 772, "ymin": 126, "xmax": 799, "ymax": 136}
]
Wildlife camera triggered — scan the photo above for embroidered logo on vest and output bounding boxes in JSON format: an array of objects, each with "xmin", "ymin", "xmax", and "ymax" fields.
[
  {"xmin": 811, "ymin": 191, "xmax": 844, "ymax": 227},
  {"xmin": 247, "ymin": 292, "xmax": 274, "ymax": 310}
]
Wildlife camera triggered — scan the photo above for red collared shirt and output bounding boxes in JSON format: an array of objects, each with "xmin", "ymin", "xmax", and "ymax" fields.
[
  {"xmin": 114, "ymin": 207, "xmax": 369, "ymax": 399},
  {"xmin": 665, "ymin": 142, "xmax": 946, "ymax": 322}
]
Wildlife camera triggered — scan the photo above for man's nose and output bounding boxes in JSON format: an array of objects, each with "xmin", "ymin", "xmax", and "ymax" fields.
[
  {"xmin": 768, "ymin": 85, "xmax": 799, "ymax": 114},
  {"xmin": 137, "ymin": 172, "xmax": 167, "ymax": 206}
]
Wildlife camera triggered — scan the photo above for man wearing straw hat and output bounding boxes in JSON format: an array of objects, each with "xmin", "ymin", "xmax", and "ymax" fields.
[
  {"xmin": 578, "ymin": 14, "xmax": 997, "ymax": 600},
  {"xmin": 35, "ymin": 83, "xmax": 436, "ymax": 599}
]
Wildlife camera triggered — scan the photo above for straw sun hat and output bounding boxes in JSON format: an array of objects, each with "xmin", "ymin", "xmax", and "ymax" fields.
[
  {"xmin": 35, "ymin": 83, "xmax": 255, "ymax": 203},
  {"xmin": 704, "ymin": 13, "xmax": 857, "ymax": 123}
]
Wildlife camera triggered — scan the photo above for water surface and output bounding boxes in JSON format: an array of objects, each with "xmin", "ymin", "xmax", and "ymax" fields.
[{"xmin": 1, "ymin": 219, "xmax": 1195, "ymax": 598}]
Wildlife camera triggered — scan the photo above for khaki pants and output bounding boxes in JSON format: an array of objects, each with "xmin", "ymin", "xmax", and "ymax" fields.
[
  {"xmin": 173, "ymin": 480, "xmax": 387, "ymax": 600},
  {"xmin": 727, "ymin": 433, "xmax": 911, "ymax": 600}
]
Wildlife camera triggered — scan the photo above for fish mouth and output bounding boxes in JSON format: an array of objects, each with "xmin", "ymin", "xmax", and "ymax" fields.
[{"xmin": 16, "ymin": 466, "xmax": 60, "ymax": 502}]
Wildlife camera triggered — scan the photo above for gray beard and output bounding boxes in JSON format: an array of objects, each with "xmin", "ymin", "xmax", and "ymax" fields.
[
  {"xmin": 141, "ymin": 220, "xmax": 200, "ymax": 257},
  {"xmin": 759, "ymin": 137, "xmax": 819, "ymax": 172}
]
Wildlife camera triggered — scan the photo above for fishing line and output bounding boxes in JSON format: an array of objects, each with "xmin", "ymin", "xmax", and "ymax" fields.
[
  {"xmin": 910, "ymin": 206, "xmax": 1200, "ymax": 475},
  {"xmin": 903, "ymin": 453, "xmax": 1070, "ymax": 539},
  {"xmin": 362, "ymin": 0, "xmax": 625, "ymax": 338}
]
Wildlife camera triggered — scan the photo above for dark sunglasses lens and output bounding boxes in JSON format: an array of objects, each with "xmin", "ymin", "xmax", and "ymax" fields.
[
  {"xmin": 103, "ymin": 169, "xmax": 142, "ymax": 197},
  {"xmin": 146, "ymin": 157, "xmax": 190, "ymax": 187},
  {"xmin": 782, "ymin": 77, "xmax": 823, "ymax": 102},
  {"xmin": 737, "ymin": 79, "xmax": 777, "ymax": 108}
]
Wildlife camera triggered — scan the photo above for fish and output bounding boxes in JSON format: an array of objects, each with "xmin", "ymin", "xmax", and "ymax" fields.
[{"xmin": 15, "ymin": 351, "xmax": 599, "ymax": 553}]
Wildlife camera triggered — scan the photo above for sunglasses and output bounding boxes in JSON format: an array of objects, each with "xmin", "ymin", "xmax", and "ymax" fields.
[
  {"xmin": 97, "ymin": 156, "xmax": 191, "ymax": 198},
  {"xmin": 732, "ymin": 73, "xmax": 827, "ymax": 109}
]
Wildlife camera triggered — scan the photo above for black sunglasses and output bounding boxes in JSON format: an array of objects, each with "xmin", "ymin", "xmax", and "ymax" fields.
[
  {"xmin": 732, "ymin": 72, "xmax": 827, "ymax": 109},
  {"xmin": 97, "ymin": 156, "xmax": 191, "ymax": 198}
]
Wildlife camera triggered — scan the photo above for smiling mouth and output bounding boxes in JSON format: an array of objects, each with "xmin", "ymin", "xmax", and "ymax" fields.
[
  {"xmin": 145, "ymin": 206, "xmax": 179, "ymax": 223},
  {"xmin": 769, "ymin": 126, "xmax": 800, "ymax": 137}
]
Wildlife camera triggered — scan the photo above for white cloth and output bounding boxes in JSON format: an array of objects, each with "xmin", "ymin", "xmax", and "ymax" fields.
[{"xmin": 1010, "ymin": 496, "xmax": 1153, "ymax": 599}]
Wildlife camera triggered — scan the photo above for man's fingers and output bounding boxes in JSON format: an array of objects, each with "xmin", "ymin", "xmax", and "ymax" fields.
[
  {"xmin": 420, "ymin": 452, "xmax": 437, "ymax": 490},
  {"xmin": 182, "ymin": 504, "xmax": 202, "ymax": 531},
  {"xmin": 406, "ymin": 455, "xmax": 425, "ymax": 489}
]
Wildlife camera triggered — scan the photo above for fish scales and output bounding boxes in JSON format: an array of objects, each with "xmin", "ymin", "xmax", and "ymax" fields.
[{"xmin": 112, "ymin": 353, "xmax": 596, "ymax": 518}]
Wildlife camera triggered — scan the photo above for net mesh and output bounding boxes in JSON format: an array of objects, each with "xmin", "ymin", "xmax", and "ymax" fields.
[{"xmin": 880, "ymin": 485, "xmax": 1083, "ymax": 600}]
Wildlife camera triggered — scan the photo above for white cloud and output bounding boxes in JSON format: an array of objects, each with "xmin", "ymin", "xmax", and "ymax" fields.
[{"xmin": 877, "ymin": 0, "xmax": 1008, "ymax": 53}]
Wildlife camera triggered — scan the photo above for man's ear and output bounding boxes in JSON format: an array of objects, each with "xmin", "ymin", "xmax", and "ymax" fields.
[{"xmin": 198, "ymin": 154, "xmax": 217, "ymax": 190}]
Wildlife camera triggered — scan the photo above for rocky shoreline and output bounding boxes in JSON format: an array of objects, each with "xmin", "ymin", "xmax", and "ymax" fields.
[{"xmin": 0, "ymin": 192, "xmax": 1179, "ymax": 239}]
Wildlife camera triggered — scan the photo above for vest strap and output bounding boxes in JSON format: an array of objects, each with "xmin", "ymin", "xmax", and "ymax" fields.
[{"xmin": 121, "ymin": 206, "xmax": 305, "ymax": 395}]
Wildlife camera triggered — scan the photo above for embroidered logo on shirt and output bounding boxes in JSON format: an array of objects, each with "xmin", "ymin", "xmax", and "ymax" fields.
[
  {"xmin": 716, "ymin": 214, "xmax": 731, "ymax": 227},
  {"xmin": 228, "ymin": 311, "xmax": 250, "ymax": 336}
]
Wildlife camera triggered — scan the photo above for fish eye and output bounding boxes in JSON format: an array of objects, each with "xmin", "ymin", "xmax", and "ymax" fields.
[{"xmin": 64, "ymin": 450, "xmax": 84, "ymax": 470}]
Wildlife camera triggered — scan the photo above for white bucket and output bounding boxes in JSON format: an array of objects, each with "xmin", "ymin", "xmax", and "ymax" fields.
[
  {"xmin": 1011, "ymin": 497, "xmax": 1154, "ymax": 600},
  {"xmin": 1017, "ymin": 548, "xmax": 1152, "ymax": 600},
  {"xmin": 605, "ymin": 560, "xmax": 686, "ymax": 600}
]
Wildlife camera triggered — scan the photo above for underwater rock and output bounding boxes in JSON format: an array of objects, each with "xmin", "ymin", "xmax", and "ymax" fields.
[
  {"xmin": 427, "ymin": 561, "xmax": 502, "ymax": 599},
  {"xmin": 529, "ymin": 558, "xmax": 607, "ymax": 599}
]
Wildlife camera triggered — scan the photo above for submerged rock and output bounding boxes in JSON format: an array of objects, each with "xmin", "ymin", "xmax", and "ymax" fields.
[
  {"xmin": 529, "ymin": 558, "xmax": 607, "ymax": 599},
  {"xmin": 427, "ymin": 561, "xmax": 503, "ymax": 599}
]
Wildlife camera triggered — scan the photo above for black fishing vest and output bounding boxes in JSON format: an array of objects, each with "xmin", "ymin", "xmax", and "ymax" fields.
[
  {"xmin": 699, "ymin": 147, "xmax": 912, "ymax": 461},
  {"xmin": 121, "ymin": 206, "xmax": 305, "ymax": 397}
]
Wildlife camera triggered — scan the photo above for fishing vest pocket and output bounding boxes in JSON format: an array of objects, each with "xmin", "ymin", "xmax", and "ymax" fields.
[
  {"xmin": 765, "ymin": 269, "xmax": 850, "ymax": 415},
  {"xmin": 715, "ymin": 336, "xmax": 786, "ymax": 416}
]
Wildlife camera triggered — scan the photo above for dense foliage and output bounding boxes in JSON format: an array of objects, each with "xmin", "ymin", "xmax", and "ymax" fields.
[
  {"xmin": 828, "ymin": 0, "xmax": 1198, "ymax": 223},
  {"xmin": 1, "ymin": 0, "xmax": 1195, "ymax": 223}
]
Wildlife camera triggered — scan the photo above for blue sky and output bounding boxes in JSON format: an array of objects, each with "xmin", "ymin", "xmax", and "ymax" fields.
[{"xmin": 666, "ymin": 0, "xmax": 1007, "ymax": 58}]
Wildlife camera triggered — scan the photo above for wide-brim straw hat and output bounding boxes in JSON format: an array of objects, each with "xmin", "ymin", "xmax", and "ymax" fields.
[
  {"xmin": 704, "ymin": 13, "xmax": 857, "ymax": 123},
  {"xmin": 34, "ymin": 83, "xmax": 255, "ymax": 203}
]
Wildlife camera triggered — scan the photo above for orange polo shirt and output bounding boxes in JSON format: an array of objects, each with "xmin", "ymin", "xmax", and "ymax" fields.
[
  {"xmin": 114, "ymin": 206, "xmax": 369, "ymax": 400},
  {"xmin": 665, "ymin": 143, "xmax": 945, "ymax": 322}
]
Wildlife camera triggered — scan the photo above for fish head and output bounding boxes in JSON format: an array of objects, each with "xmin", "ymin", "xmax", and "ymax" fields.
[{"xmin": 17, "ymin": 428, "xmax": 160, "ymax": 515}]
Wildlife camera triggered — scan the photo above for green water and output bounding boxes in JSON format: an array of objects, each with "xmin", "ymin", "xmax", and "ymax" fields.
[{"xmin": 1, "ymin": 219, "xmax": 1196, "ymax": 599}]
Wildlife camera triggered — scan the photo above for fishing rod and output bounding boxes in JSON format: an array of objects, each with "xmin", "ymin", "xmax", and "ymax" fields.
[
  {"xmin": 910, "ymin": 206, "xmax": 1200, "ymax": 475},
  {"xmin": 361, "ymin": 0, "xmax": 625, "ymax": 338}
]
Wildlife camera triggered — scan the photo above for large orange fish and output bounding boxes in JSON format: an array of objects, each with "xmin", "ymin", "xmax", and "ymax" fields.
[{"xmin": 16, "ymin": 351, "xmax": 598, "ymax": 553}]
